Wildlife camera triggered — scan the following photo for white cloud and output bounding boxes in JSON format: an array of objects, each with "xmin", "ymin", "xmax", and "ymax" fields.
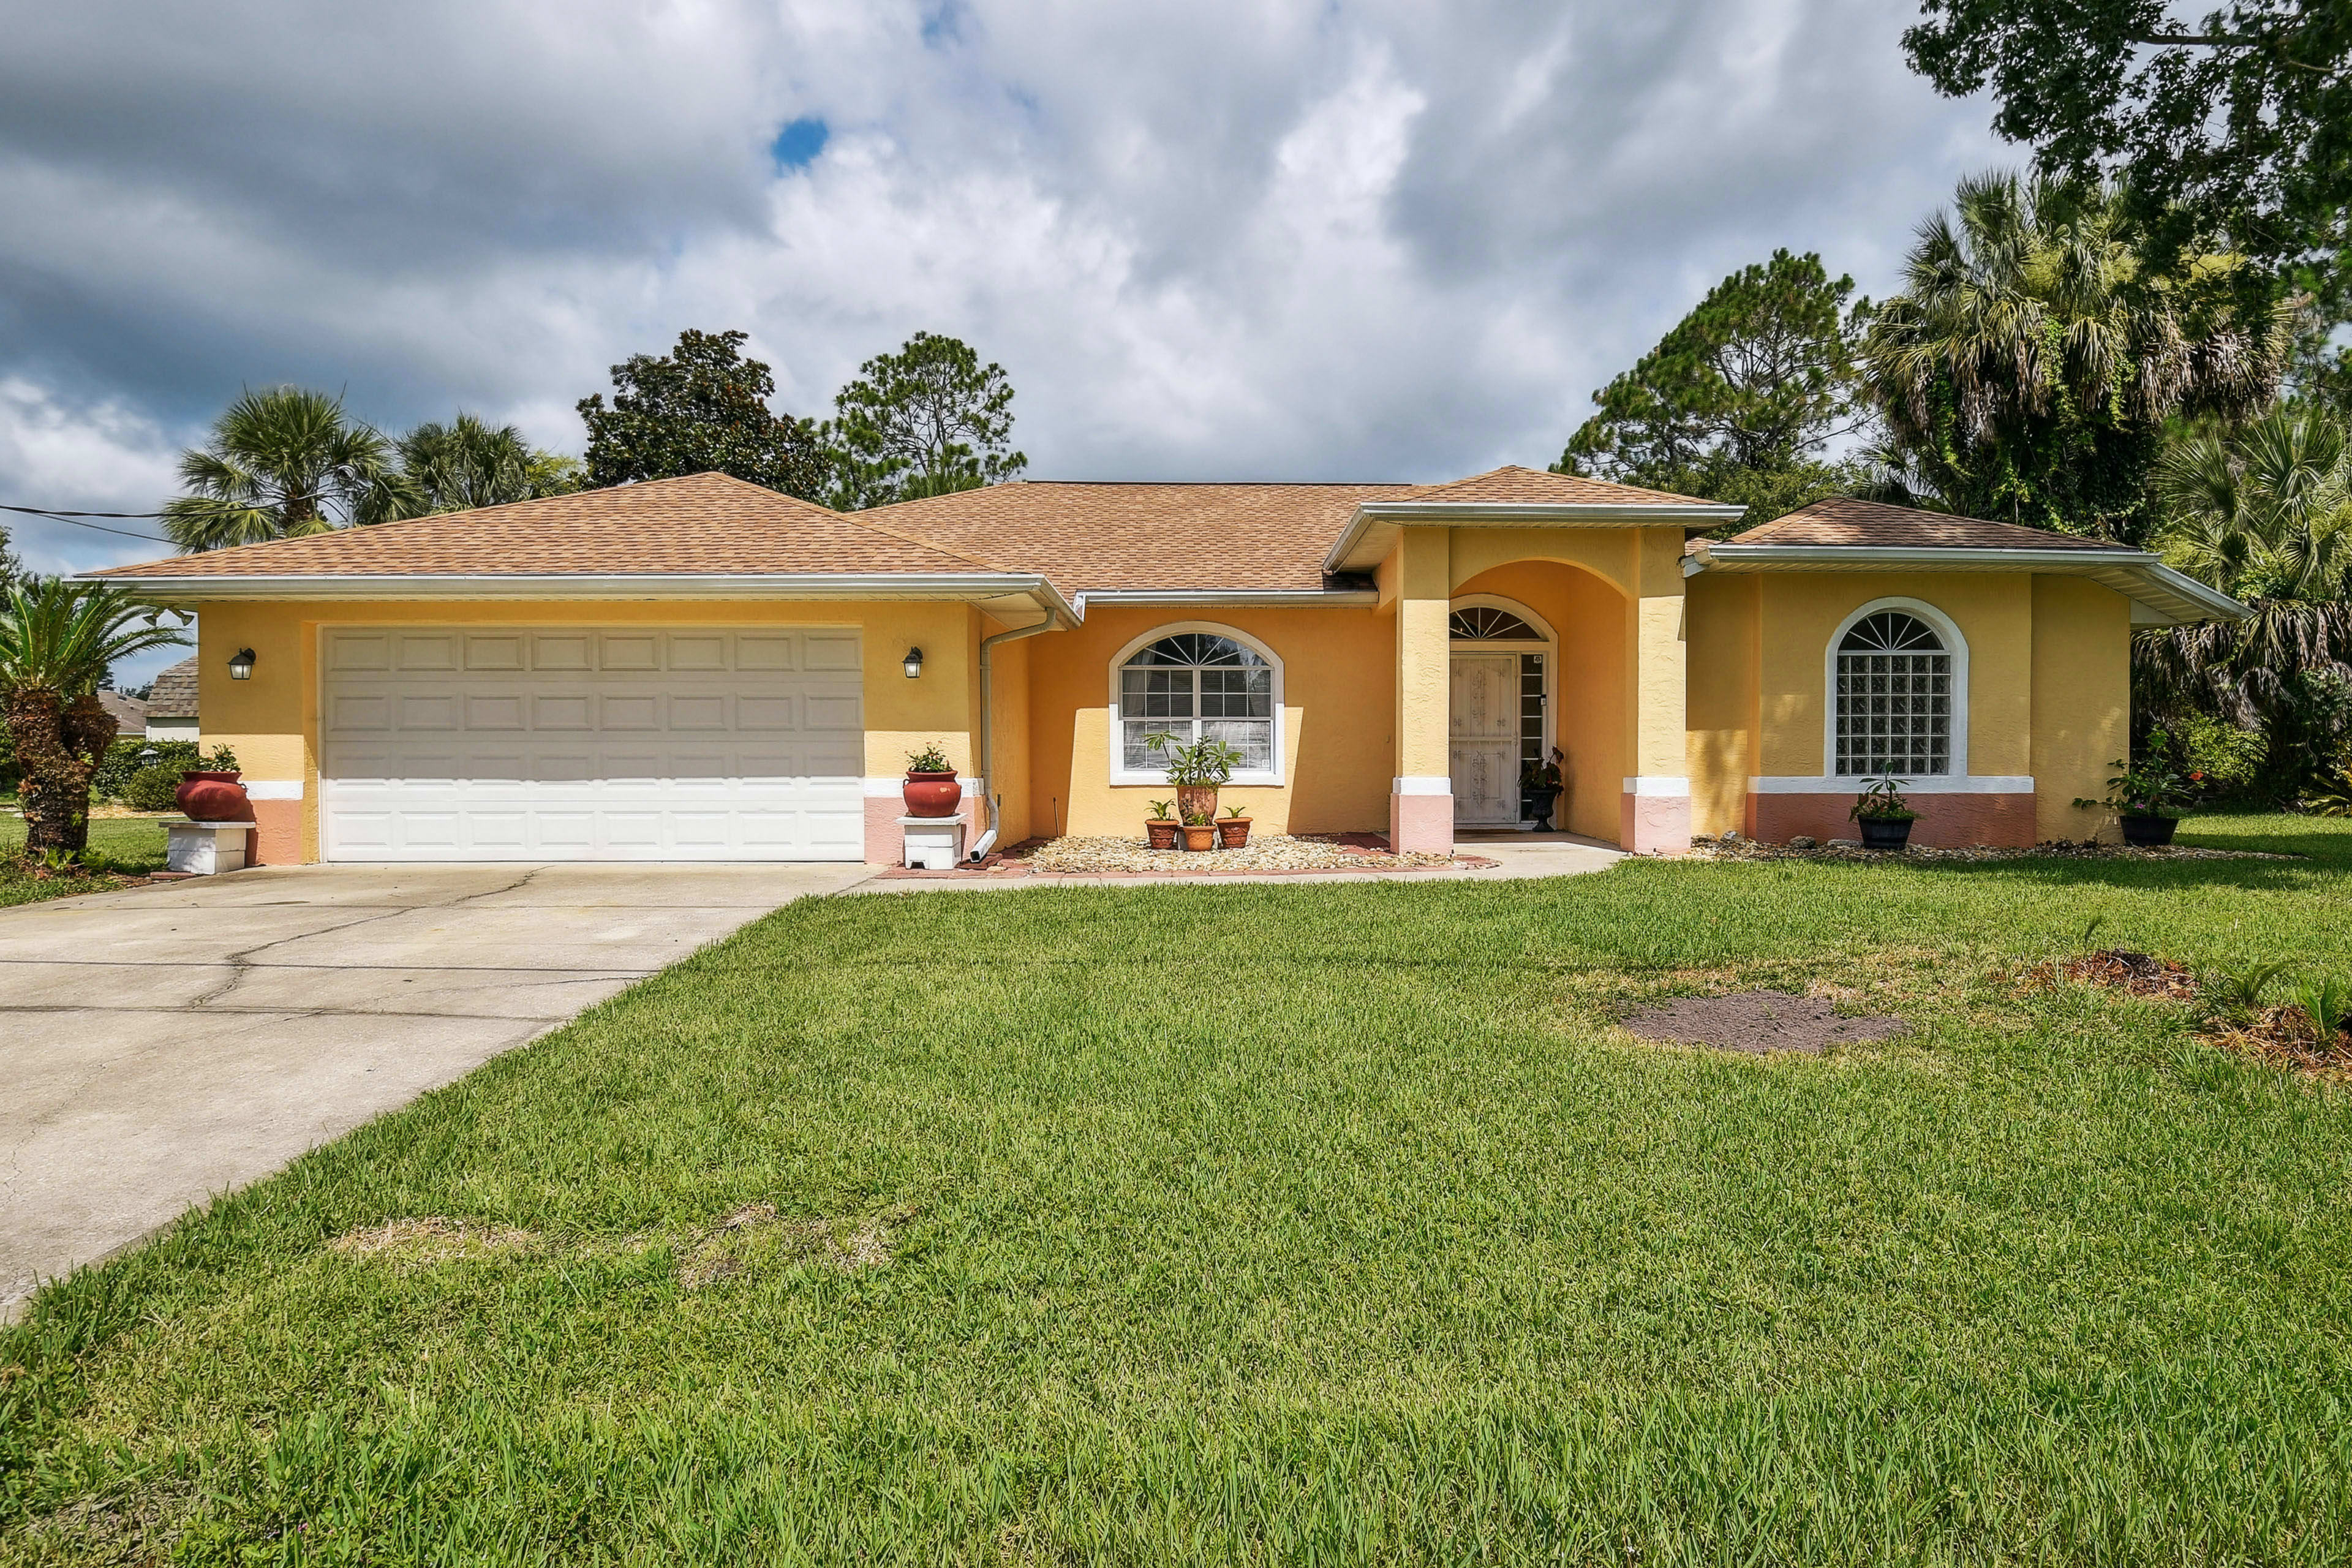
[
  {"xmin": 0, "ymin": 0, "xmax": 2008, "ymax": 511},
  {"xmin": 0, "ymin": 378, "xmax": 183, "ymax": 573}
]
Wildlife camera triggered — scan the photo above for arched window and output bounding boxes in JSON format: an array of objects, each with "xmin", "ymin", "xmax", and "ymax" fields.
[
  {"xmin": 1450, "ymin": 606, "xmax": 1540, "ymax": 641},
  {"xmin": 1834, "ymin": 610, "xmax": 1952, "ymax": 776},
  {"xmin": 1117, "ymin": 631, "xmax": 1276, "ymax": 776}
]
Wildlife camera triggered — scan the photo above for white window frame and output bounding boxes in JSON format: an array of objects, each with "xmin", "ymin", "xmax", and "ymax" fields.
[
  {"xmin": 1108, "ymin": 621, "xmax": 1286, "ymax": 786},
  {"xmin": 1822, "ymin": 597, "xmax": 1969, "ymax": 781}
]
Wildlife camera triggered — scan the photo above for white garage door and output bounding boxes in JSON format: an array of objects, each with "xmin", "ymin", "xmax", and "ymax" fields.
[{"xmin": 320, "ymin": 625, "xmax": 865, "ymax": 862}]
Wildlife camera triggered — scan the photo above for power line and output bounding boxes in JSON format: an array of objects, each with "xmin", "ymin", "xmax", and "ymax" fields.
[{"xmin": 0, "ymin": 505, "xmax": 171, "ymax": 543}]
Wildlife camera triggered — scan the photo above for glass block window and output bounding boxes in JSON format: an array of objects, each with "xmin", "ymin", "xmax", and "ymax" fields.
[
  {"xmin": 1518, "ymin": 653, "xmax": 1547, "ymax": 820},
  {"xmin": 1120, "ymin": 633, "xmax": 1275, "ymax": 773},
  {"xmin": 1834, "ymin": 611, "xmax": 1951, "ymax": 777}
]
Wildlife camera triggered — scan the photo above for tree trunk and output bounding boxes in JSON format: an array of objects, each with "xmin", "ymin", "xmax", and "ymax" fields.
[{"xmin": 4, "ymin": 689, "xmax": 116, "ymax": 858}]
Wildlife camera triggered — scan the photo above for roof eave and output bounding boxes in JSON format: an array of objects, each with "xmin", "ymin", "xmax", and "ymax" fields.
[
  {"xmin": 1323, "ymin": 500, "xmax": 1749, "ymax": 575},
  {"xmin": 1681, "ymin": 542, "xmax": 2248, "ymax": 626},
  {"xmin": 76, "ymin": 571, "xmax": 1082, "ymax": 622}
]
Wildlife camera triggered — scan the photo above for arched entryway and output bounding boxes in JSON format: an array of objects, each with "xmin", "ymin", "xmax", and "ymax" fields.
[{"xmin": 1447, "ymin": 594, "xmax": 1554, "ymax": 827}]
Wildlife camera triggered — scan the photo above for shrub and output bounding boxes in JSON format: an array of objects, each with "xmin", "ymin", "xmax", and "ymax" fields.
[
  {"xmin": 91, "ymin": 739, "xmax": 238, "ymax": 802},
  {"xmin": 123, "ymin": 764, "xmax": 186, "ymax": 813},
  {"xmin": 2176, "ymin": 712, "xmax": 2266, "ymax": 796}
]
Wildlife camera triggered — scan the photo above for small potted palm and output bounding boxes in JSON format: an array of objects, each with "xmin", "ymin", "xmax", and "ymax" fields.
[
  {"xmin": 1145, "ymin": 731, "xmax": 1244, "ymax": 824},
  {"xmin": 1217, "ymin": 803, "xmax": 1251, "ymax": 848},
  {"xmin": 1849, "ymin": 775, "xmax": 1918, "ymax": 851},
  {"xmin": 1179, "ymin": 807, "xmax": 1217, "ymax": 851},
  {"xmin": 2075, "ymin": 729, "xmax": 2192, "ymax": 845},
  {"xmin": 1145, "ymin": 799, "xmax": 1179, "ymax": 850}
]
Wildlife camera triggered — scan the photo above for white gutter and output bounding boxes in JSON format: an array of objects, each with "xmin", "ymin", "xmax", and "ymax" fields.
[
  {"xmin": 1681, "ymin": 541, "xmax": 2247, "ymax": 625},
  {"xmin": 1323, "ymin": 499, "xmax": 1745, "ymax": 575},
  {"xmin": 1072, "ymin": 588, "xmax": 1377, "ymax": 610},
  {"xmin": 971, "ymin": 606, "xmax": 1072, "ymax": 859},
  {"xmin": 75, "ymin": 571, "xmax": 1082, "ymax": 621}
]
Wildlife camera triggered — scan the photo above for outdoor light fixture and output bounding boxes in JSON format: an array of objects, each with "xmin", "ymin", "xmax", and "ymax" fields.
[
  {"xmin": 903, "ymin": 646, "xmax": 924, "ymax": 679},
  {"xmin": 227, "ymin": 648, "xmax": 257, "ymax": 681}
]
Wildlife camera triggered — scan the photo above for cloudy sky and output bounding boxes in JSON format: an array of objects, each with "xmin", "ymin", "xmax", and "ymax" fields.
[{"xmin": 1, "ymin": 0, "xmax": 2009, "ymax": 679}]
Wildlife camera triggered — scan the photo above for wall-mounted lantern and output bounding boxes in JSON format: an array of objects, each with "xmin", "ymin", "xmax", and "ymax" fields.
[
  {"xmin": 227, "ymin": 647, "xmax": 257, "ymax": 681},
  {"xmin": 902, "ymin": 646, "xmax": 924, "ymax": 679}
]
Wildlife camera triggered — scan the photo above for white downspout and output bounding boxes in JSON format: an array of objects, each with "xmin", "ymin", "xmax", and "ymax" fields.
[{"xmin": 971, "ymin": 606, "xmax": 1066, "ymax": 859}]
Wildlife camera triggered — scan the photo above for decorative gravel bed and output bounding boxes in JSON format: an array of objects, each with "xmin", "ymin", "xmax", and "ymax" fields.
[
  {"xmin": 1690, "ymin": 832, "xmax": 2294, "ymax": 864},
  {"xmin": 1006, "ymin": 833, "xmax": 1464, "ymax": 875}
]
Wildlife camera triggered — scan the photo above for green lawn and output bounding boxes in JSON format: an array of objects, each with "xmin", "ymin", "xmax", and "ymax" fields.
[
  {"xmin": 8, "ymin": 817, "xmax": 2352, "ymax": 1564},
  {"xmin": 0, "ymin": 812, "xmax": 169, "ymax": 906}
]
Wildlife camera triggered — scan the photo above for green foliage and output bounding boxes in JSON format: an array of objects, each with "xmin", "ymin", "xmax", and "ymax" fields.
[
  {"xmin": 162, "ymin": 386, "xmax": 420, "ymax": 552},
  {"xmin": 2291, "ymin": 972, "xmax": 2351, "ymax": 1041},
  {"xmin": 1146, "ymin": 799, "xmax": 1175, "ymax": 821},
  {"xmin": 2155, "ymin": 404, "xmax": 2352, "ymax": 600},
  {"xmin": 1861, "ymin": 172, "xmax": 2284, "ymax": 543},
  {"xmin": 91, "ymin": 737, "xmax": 238, "ymax": 801},
  {"xmin": 1223, "ymin": 804, "xmax": 1248, "ymax": 819},
  {"xmin": 1142, "ymin": 731, "xmax": 1243, "ymax": 787},
  {"xmin": 1847, "ymin": 775, "xmax": 1918, "ymax": 822},
  {"xmin": 2175, "ymin": 711, "xmax": 2268, "ymax": 794},
  {"xmin": 1902, "ymin": 1, "xmax": 2352, "ymax": 317},
  {"xmin": 2074, "ymin": 727, "xmax": 2197, "ymax": 817},
  {"xmin": 1556, "ymin": 250, "xmax": 1864, "ymax": 522},
  {"xmin": 2307, "ymin": 766, "xmax": 2352, "ymax": 816},
  {"xmin": 121, "ymin": 764, "xmax": 183, "ymax": 812},
  {"xmin": 0, "ymin": 518, "xmax": 22, "ymax": 589},
  {"xmin": 397, "ymin": 413, "xmax": 582, "ymax": 513},
  {"xmin": 903, "ymin": 741, "xmax": 953, "ymax": 774},
  {"xmin": 823, "ymin": 331, "xmax": 1027, "ymax": 510},
  {"xmin": 576, "ymin": 329, "xmax": 829, "ymax": 500},
  {"xmin": 2207, "ymin": 957, "xmax": 2293, "ymax": 1020}
]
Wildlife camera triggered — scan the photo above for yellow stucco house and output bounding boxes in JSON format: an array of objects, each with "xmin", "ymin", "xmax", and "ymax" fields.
[{"xmin": 87, "ymin": 466, "xmax": 2242, "ymax": 865}]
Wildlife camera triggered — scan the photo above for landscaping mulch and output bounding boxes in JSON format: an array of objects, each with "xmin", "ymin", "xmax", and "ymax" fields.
[
  {"xmin": 2057, "ymin": 948, "xmax": 2201, "ymax": 1000},
  {"xmin": 878, "ymin": 834, "xmax": 1493, "ymax": 878},
  {"xmin": 1619, "ymin": 989, "xmax": 1907, "ymax": 1055},
  {"xmin": 2208, "ymin": 1008, "xmax": 2352, "ymax": 1080},
  {"xmin": 1691, "ymin": 834, "xmax": 2293, "ymax": 864}
]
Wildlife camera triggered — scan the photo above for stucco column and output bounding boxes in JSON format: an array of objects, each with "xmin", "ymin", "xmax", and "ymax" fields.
[
  {"xmin": 1620, "ymin": 529, "xmax": 1692, "ymax": 854},
  {"xmin": 1390, "ymin": 528, "xmax": 1453, "ymax": 853}
]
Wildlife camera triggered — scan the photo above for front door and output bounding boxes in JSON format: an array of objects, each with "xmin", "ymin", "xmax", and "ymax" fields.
[{"xmin": 1449, "ymin": 652, "xmax": 1518, "ymax": 826}]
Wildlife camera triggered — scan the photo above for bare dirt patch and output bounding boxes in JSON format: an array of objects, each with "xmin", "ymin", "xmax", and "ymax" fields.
[
  {"xmin": 677, "ymin": 1204, "xmax": 893, "ymax": 1290},
  {"xmin": 326, "ymin": 1217, "xmax": 539, "ymax": 1263},
  {"xmin": 1621, "ymin": 989, "xmax": 1907, "ymax": 1055}
]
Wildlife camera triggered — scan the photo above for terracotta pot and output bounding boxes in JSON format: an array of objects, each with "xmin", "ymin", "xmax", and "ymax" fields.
[
  {"xmin": 1145, "ymin": 820, "xmax": 1179, "ymax": 850},
  {"xmin": 1175, "ymin": 783, "xmax": 1218, "ymax": 823},
  {"xmin": 902, "ymin": 770, "xmax": 962, "ymax": 818},
  {"xmin": 2120, "ymin": 812, "xmax": 2179, "ymax": 846},
  {"xmin": 175, "ymin": 769, "xmax": 255, "ymax": 823},
  {"xmin": 1180, "ymin": 822, "xmax": 1217, "ymax": 851},
  {"xmin": 1216, "ymin": 817, "xmax": 1251, "ymax": 848},
  {"xmin": 1856, "ymin": 815, "xmax": 1913, "ymax": 851}
]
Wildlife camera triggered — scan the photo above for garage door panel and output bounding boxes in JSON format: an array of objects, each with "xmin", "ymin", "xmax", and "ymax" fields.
[{"xmin": 323, "ymin": 625, "xmax": 864, "ymax": 862}]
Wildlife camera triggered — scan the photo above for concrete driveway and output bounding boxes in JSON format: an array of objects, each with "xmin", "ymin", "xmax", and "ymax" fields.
[{"xmin": 0, "ymin": 861, "xmax": 870, "ymax": 1316}]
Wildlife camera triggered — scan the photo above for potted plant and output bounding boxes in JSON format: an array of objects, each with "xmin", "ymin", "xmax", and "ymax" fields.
[
  {"xmin": 902, "ymin": 742, "xmax": 960, "ymax": 818},
  {"xmin": 1179, "ymin": 808, "xmax": 1217, "ymax": 851},
  {"xmin": 1848, "ymin": 775, "xmax": 1918, "ymax": 851},
  {"xmin": 1520, "ymin": 748, "xmax": 1564, "ymax": 831},
  {"xmin": 2074, "ymin": 729, "xmax": 2192, "ymax": 845},
  {"xmin": 1145, "ymin": 799, "xmax": 1179, "ymax": 850},
  {"xmin": 1217, "ymin": 803, "xmax": 1252, "ymax": 848},
  {"xmin": 1144, "ymin": 731, "xmax": 1244, "ymax": 824}
]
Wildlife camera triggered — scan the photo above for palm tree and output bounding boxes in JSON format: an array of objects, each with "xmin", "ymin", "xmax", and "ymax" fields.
[
  {"xmin": 2136, "ymin": 405, "xmax": 2352, "ymax": 792},
  {"xmin": 1861, "ymin": 172, "xmax": 2286, "ymax": 541},
  {"xmin": 398, "ymin": 413, "xmax": 582, "ymax": 513},
  {"xmin": 162, "ymin": 387, "xmax": 420, "ymax": 552},
  {"xmin": 0, "ymin": 580, "xmax": 189, "ymax": 856}
]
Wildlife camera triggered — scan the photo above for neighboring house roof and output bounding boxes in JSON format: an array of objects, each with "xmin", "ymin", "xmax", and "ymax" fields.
[
  {"xmin": 96, "ymin": 689, "xmax": 149, "ymax": 732},
  {"xmin": 1686, "ymin": 496, "xmax": 2245, "ymax": 627},
  {"xmin": 1390, "ymin": 466, "xmax": 1714, "ymax": 508},
  {"xmin": 1729, "ymin": 497, "xmax": 2124, "ymax": 552},
  {"xmin": 146, "ymin": 656, "xmax": 200, "ymax": 719}
]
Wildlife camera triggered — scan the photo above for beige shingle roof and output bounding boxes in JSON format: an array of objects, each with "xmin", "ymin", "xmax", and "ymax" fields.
[
  {"xmin": 1392, "ymin": 465, "xmax": 1716, "ymax": 508},
  {"xmin": 92, "ymin": 472, "xmax": 1000, "ymax": 580},
  {"xmin": 146, "ymin": 655, "xmax": 198, "ymax": 718},
  {"xmin": 862, "ymin": 481, "xmax": 1418, "ymax": 593},
  {"xmin": 1729, "ymin": 497, "xmax": 2124, "ymax": 552}
]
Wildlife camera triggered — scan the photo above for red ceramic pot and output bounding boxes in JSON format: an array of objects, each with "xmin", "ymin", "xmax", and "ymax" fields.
[
  {"xmin": 902, "ymin": 770, "xmax": 962, "ymax": 818},
  {"xmin": 176, "ymin": 769, "xmax": 255, "ymax": 822}
]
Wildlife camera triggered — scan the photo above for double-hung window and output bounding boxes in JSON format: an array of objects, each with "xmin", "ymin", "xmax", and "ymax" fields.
[{"xmin": 1118, "ymin": 633, "xmax": 1275, "ymax": 776}]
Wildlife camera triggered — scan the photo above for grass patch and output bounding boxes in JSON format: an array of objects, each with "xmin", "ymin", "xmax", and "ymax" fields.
[
  {"xmin": 6, "ymin": 816, "xmax": 2352, "ymax": 1562},
  {"xmin": 0, "ymin": 812, "xmax": 168, "ymax": 907}
]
